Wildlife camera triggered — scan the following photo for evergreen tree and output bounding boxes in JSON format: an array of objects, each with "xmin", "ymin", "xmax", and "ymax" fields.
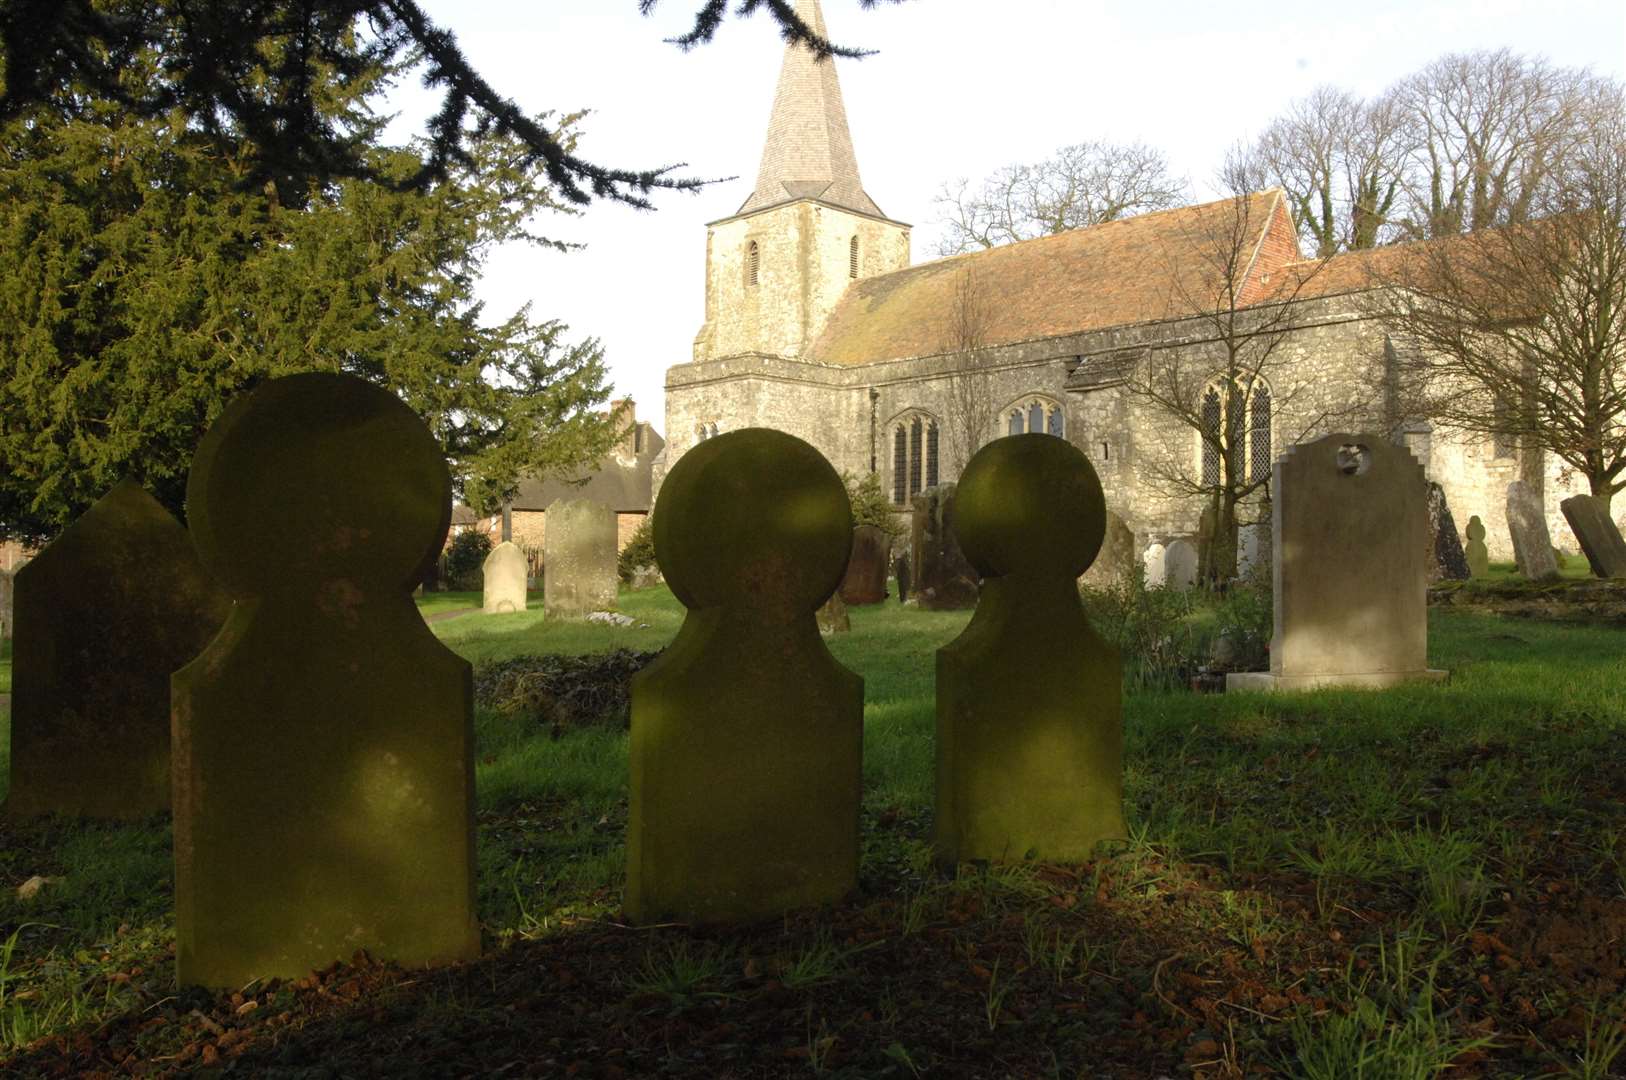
[{"xmin": 0, "ymin": 42, "xmax": 616, "ymax": 544}]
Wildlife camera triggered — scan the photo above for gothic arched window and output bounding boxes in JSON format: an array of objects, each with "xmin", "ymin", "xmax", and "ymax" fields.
[
  {"xmin": 890, "ymin": 411, "xmax": 940, "ymax": 505},
  {"xmin": 747, "ymin": 241, "xmax": 760, "ymax": 287},
  {"xmin": 849, "ymin": 236, "xmax": 860, "ymax": 279},
  {"xmin": 1197, "ymin": 376, "xmax": 1272, "ymax": 488},
  {"xmin": 1003, "ymin": 396, "xmax": 1065, "ymax": 438}
]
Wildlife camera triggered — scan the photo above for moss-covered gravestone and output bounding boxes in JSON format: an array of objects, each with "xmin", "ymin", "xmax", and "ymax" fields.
[
  {"xmin": 543, "ymin": 498, "xmax": 618, "ymax": 617},
  {"xmin": 1464, "ymin": 515, "xmax": 1489, "ymax": 577},
  {"xmin": 935, "ymin": 435, "xmax": 1126, "ymax": 869},
  {"xmin": 8, "ymin": 480, "xmax": 229, "ymax": 819},
  {"xmin": 173, "ymin": 372, "xmax": 479, "ymax": 988},
  {"xmin": 627, "ymin": 428, "xmax": 862, "ymax": 924}
]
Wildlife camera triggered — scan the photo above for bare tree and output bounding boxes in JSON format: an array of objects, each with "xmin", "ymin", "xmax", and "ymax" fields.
[
  {"xmin": 934, "ymin": 140, "xmax": 1188, "ymax": 256},
  {"xmin": 1373, "ymin": 90, "xmax": 1626, "ymax": 510},
  {"xmin": 940, "ymin": 266, "xmax": 1001, "ymax": 473},
  {"xmin": 1393, "ymin": 49, "xmax": 1612, "ymax": 238},
  {"xmin": 1121, "ymin": 194, "xmax": 1352, "ymax": 582}
]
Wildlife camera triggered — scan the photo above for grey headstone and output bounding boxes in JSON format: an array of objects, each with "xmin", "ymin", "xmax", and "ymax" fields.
[
  {"xmin": 894, "ymin": 550, "xmax": 911, "ymax": 603},
  {"xmin": 1560, "ymin": 494, "xmax": 1626, "ymax": 578},
  {"xmin": 1427, "ymin": 483, "xmax": 1471, "ymax": 582},
  {"xmin": 1506, "ymin": 481, "xmax": 1560, "ymax": 581},
  {"xmin": 1164, "ymin": 539, "xmax": 1198, "ymax": 589},
  {"xmin": 838, "ymin": 524, "xmax": 891, "ymax": 606},
  {"xmin": 543, "ymin": 498, "xmax": 619, "ymax": 618},
  {"xmin": 628, "ymin": 564, "xmax": 664, "ymax": 590},
  {"xmin": 481, "ymin": 541, "xmax": 527, "ymax": 614},
  {"xmin": 1228, "ymin": 434, "xmax": 1446, "ymax": 691},
  {"xmin": 910, "ymin": 484, "xmax": 978, "ymax": 611},
  {"xmin": 1464, "ymin": 515, "xmax": 1490, "ymax": 577},
  {"xmin": 1080, "ymin": 511, "xmax": 1135, "ymax": 589}
]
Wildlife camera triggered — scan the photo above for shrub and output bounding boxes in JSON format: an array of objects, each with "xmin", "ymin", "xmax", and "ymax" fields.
[
  {"xmin": 1080, "ymin": 573, "xmax": 1201, "ymax": 692},
  {"xmin": 843, "ymin": 471, "xmax": 904, "ymax": 537},
  {"xmin": 445, "ymin": 530, "xmax": 492, "ymax": 590},
  {"xmin": 1208, "ymin": 582, "xmax": 1272, "ymax": 672},
  {"xmin": 618, "ymin": 515, "xmax": 656, "ymax": 583}
]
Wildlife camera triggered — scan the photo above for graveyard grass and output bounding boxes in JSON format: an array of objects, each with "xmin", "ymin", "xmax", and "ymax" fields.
[{"xmin": 0, "ymin": 589, "xmax": 1624, "ymax": 1076}]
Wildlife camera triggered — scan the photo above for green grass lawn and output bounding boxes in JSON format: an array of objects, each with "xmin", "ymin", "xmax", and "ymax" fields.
[{"xmin": 0, "ymin": 588, "xmax": 1622, "ymax": 1075}]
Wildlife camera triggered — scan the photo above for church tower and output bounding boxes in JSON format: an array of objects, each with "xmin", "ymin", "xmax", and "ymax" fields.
[{"xmin": 693, "ymin": 0, "xmax": 911, "ymax": 363}]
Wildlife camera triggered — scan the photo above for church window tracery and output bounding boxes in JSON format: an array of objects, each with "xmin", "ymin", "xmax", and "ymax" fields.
[
  {"xmin": 849, "ymin": 236, "xmax": 859, "ymax": 279},
  {"xmin": 1003, "ymin": 396, "xmax": 1065, "ymax": 438},
  {"xmin": 747, "ymin": 241, "xmax": 759, "ymax": 287},
  {"xmin": 889, "ymin": 411, "xmax": 940, "ymax": 505},
  {"xmin": 1198, "ymin": 376, "xmax": 1272, "ymax": 488}
]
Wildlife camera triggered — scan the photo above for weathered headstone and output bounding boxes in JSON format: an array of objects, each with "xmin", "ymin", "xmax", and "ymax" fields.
[
  {"xmin": 1506, "ymin": 481, "xmax": 1560, "ymax": 582},
  {"xmin": 1427, "ymin": 483, "xmax": 1471, "ymax": 582},
  {"xmin": 173, "ymin": 372, "xmax": 479, "ymax": 988},
  {"xmin": 910, "ymin": 484, "xmax": 979, "ymax": 610},
  {"xmin": 1560, "ymin": 494, "xmax": 1626, "ymax": 579},
  {"xmin": 838, "ymin": 524, "xmax": 891, "ymax": 606},
  {"xmin": 1464, "ymin": 515, "xmax": 1490, "ymax": 577},
  {"xmin": 817, "ymin": 590, "xmax": 851, "ymax": 633},
  {"xmin": 628, "ymin": 564, "xmax": 663, "ymax": 590},
  {"xmin": 1228, "ymin": 434, "xmax": 1447, "ymax": 691},
  {"xmin": 895, "ymin": 550, "xmax": 911, "ymax": 604},
  {"xmin": 1164, "ymin": 538, "xmax": 1198, "ymax": 589},
  {"xmin": 481, "ymin": 541, "xmax": 527, "ymax": 614},
  {"xmin": 543, "ymin": 498, "xmax": 618, "ymax": 617},
  {"xmin": 7, "ymin": 480, "xmax": 229, "ymax": 819},
  {"xmin": 1080, "ymin": 511, "xmax": 1135, "ymax": 589},
  {"xmin": 627, "ymin": 428, "xmax": 862, "ymax": 924},
  {"xmin": 936, "ymin": 434, "xmax": 1126, "ymax": 868},
  {"xmin": 1142, "ymin": 542, "xmax": 1167, "ymax": 587}
]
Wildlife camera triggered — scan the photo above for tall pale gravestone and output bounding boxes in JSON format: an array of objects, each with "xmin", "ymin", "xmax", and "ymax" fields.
[
  {"xmin": 1228, "ymin": 435, "xmax": 1447, "ymax": 691},
  {"xmin": 1559, "ymin": 494, "xmax": 1626, "ymax": 578},
  {"xmin": 1163, "ymin": 538, "xmax": 1198, "ymax": 589},
  {"xmin": 1426, "ymin": 483, "xmax": 1470, "ymax": 582},
  {"xmin": 481, "ymin": 541, "xmax": 527, "ymax": 614},
  {"xmin": 543, "ymin": 498, "xmax": 619, "ymax": 617},
  {"xmin": 910, "ymin": 484, "xmax": 979, "ymax": 610},
  {"xmin": 936, "ymin": 435, "xmax": 1126, "ymax": 869},
  {"xmin": 1505, "ymin": 481, "xmax": 1560, "ymax": 582},
  {"xmin": 1142, "ymin": 542, "xmax": 1167, "ymax": 587},
  {"xmin": 838, "ymin": 524, "xmax": 891, "ymax": 605},
  {"xmin": 7, "ymin": 480, "xmax": 229, "ymax": 819},
  {"xmin": 173, "ymin": 372, "xmax": 479, "ymax": 988},
  {"xmin": 627, "ymin": 428, "xmax": 862, "ymax": 925},
  {"xmin": 1464, "ymin": 516, "xmax": 1490, "ymax": 577},
  {"xmin": 1080, "ymin": 511, "xmax": 1135, "ymax": 589}
]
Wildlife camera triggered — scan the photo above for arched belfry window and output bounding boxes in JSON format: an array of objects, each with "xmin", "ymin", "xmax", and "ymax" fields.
[
  {"xmin": 1198, "ymin": 376, "xmax": 1272, "ymax": 488},
  {"xmin": 1003, "ymin": 396, "xmax": 1065, "ymax": 439},
  {"xmin": 889, "ymin": 411, "xmax": 940, "ymax": 505},
  {"xmin": 849, "ymin": 236, "xmax": 860, "ymax": 279},
  {"xmin": 747, "ymin": 241, "xmax": 759, "ymax": 287}
]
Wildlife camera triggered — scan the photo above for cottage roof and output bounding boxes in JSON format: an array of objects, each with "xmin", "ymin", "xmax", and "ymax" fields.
[
  {"xmin": 509, "ymin": 423, "xmax": 665, "ymax": 514},
  {"xmin": 807, "ymin": 191, "xmax": 1299, "ymax": 366},
  {"xmin": 734, "ymin": 0, "xmax": 887, "ymax": 220}
]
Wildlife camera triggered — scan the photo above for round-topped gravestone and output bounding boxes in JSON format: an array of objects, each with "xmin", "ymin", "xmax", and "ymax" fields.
[
  {"xmin": 627, "ymin": 428, "xmax": 862, "ymax": 924},
  {"xmin": 1464, "ymin": 515, "xmax": 1490, "ymax": 578},
  {"xmin": 173, "ymin": 372, "xmax": 478, "ymax": 989},
  {"xmin": 935, "ymin": 435, "xmax": 1126, "ymax": 869}
]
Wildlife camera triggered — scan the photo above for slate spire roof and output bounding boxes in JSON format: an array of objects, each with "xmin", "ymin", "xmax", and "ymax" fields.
[{"xmin": 735, "ymin": 0, "xmax": 887, "ymax": 219}]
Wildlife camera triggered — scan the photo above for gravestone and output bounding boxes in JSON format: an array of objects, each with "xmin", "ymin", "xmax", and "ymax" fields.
[
  {"xmin": 173, "ymin": 372, "xmax": 479, "ymax": 988},
  {"xmin": 1560, "ymin": 494, "xmax": 1626, "ymax": 578},
  {"xmin": 7, "ymin": 480, "xmax": 229, "ymax": 819},
  {"xmin": 895, "ymin": 550, "xmax": 911, "ymax": 604},
  {"xmin": 1080, "ymin": 511, "xmax": 1135, "ymax": 589},
  {"xmin": 1142, "ymin": 542, "xmax": 1167, "ymax": 587},
  {"xmin": 543, "ymin": 498, "xmax": 618, "ymax": 617},
  {"xmin": 817, "ymin": 591, "xmax": 851, "ymax": 633},
  {"xmin": 1164, "ymin": 538, "xmax": 1198, "ymax": 589},
  {"xmin": 1427, "ymin": 483, "xmax": 1471, "ymax": 582},
  {"xmin": 936, "ymin": 434, "xmax": 1126, "ymax": 868},
  {"xmin": 1506, "ymin": 481, "xmax": 1560, "ymax": 582},
  {"xmin": 1228, "ymin": 434, "xmax": 1447, "ymax": 692},
  {"xmin": 838, "ymin": 524, "xmax": 891, "ymax": 606},
  {"xmin": 628, "ymin": 564, "xmax": 663, "ymax": 590},
  {"xmin": 481, "ymin": 541, "xmax": 527, "ymax": 614},
  {"xmin": 1464, "ymin": 515, "xmax": 1490, "ymax": 577},
  {"xmin": 627, "ymin": 428, "xmax": 862, "ymax": 924},
  {"xmin": 910, "ymin": 484, "xmax": 979, "ymax": 610}
]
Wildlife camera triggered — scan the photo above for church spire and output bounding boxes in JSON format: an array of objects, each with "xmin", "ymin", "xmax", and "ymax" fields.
[{"xmin": 736, "ymin": 0, "xmax": 886, "ymax": 218}]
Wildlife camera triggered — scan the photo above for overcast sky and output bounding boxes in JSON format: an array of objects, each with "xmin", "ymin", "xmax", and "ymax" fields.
[{"xmin": 383, "ymin": 0, "xmax": 1626, "ymax": 436}]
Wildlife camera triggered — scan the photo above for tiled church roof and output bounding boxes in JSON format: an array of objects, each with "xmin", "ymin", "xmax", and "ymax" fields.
[
  {"xmin": 735, "ymin": 0, "xmax": 887, "ymax": 219},
  {"xmin": 808, "ymin": 191, "xmax": 1302, "ymax": 366}
]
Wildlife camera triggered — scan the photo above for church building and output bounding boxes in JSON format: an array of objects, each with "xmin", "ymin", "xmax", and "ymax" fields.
[{"xmin": 659, "ymin": 0, "xmax": 1587, "ymax": 566}]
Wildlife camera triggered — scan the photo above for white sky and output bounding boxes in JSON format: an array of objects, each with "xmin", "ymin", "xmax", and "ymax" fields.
[{"xmin": 383, "ymin": 0, "xmax": 1626, "ymax": 436}]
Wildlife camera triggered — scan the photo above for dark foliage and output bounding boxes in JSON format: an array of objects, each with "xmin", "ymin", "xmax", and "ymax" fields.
[
  {"xmin": 444, "ymin": 530, "xmax": 493, "ymax": 585},
  {"xmin": 473, "ymin": 649, "xmax": 659, "ymax": 734},
  {"xmin": 617, "ymin": 516, "xmax": 657, "ymax": 583}
]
